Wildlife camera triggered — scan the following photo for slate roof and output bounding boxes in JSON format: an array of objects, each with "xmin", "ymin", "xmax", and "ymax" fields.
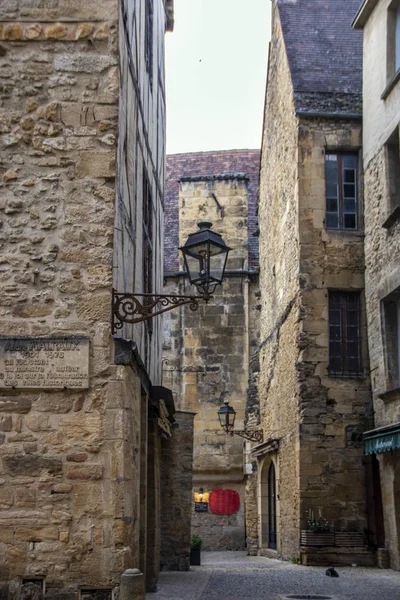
[
  {"xmin": 278, "ymin": 0, "xmax": 363, "ymax": 114},
  {"xmin": 164, "ymin": 150, "xmax": 260, "ymax": 273}
]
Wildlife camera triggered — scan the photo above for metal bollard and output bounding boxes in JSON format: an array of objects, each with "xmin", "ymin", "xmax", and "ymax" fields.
[{"xmin": 120, "ymin": 568, "xmax": 145, "ymax": 600}]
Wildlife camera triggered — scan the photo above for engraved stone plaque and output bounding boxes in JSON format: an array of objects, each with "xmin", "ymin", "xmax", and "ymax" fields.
[{"xmin": 0, "ymin": 337, "xmax": 89, "ymax": 390}]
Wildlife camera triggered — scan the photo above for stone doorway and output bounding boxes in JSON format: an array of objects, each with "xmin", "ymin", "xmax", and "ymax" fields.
[{"xmin": 259, "ymin": 454, "xmax": 279, "ymax": 551}]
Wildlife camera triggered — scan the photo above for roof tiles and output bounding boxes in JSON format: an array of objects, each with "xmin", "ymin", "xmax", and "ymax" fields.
[
  {"xmin": 164, "ymin": 150, "xmax": 260, "ymax": 273},
  {"xmin": 278, "ymin": 0, "xmax": 363, "ymax": 113}
]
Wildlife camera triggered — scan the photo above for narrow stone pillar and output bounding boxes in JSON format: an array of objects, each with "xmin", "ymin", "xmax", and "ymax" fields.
[
  {"xmin": 160, "ymin": 410, "xmax": 195, "ymax": 571},
  {"xmin": 120, "ymin": 569, "xmax": 145, "ymax": 600}
]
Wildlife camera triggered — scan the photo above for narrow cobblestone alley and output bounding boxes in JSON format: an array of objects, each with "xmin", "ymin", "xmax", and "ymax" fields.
[{"xmin": 147, "ymin": 551, "xmax": 400, "ymax": 600}]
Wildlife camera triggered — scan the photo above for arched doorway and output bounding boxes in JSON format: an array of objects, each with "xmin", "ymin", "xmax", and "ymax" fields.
[
  {"xmin": 259, "ymin": 455, "xmax": 279, "ymax": 550},
  {"xmin": 268, "ymin": 462, "xmax": 277, "ymax": 549}
]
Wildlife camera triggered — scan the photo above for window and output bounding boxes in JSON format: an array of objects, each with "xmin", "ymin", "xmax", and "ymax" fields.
[
  {"xmin": 397, "ymin": 7, "xmax": 400, "ymax": 72},
  {"xmin": 145, "ymin": 0, "xmax": 153, "ymax": 88},
  {"xmin": 143, "ymin": 168, "xmax": 153, "ymax": 355},
  {"xmin": 329, "ymin": 292, "xmax": 363, "ymax": 377},
  {"xmin": 385, "ymin": 125, "xmax": 400, "ymax": 214},
  {"xmin": 143, "ymin": 169, "xmax": 153, "ymax": 297},
  {"xmin": 387, "ymin": 2, "xmax": 400, "ymax": 81},
  {"xmin": 382, "ymin": 287, "xmax": 400, "ymax": 390},
  {"xmin": 325, "ymin": 153, "xmax": 358, "ymax": 230}
]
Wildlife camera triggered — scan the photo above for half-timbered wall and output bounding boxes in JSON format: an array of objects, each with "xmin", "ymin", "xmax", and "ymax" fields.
[{"xmin": 114, "ymin": 0, "xmax": 168, "ymax": 384}]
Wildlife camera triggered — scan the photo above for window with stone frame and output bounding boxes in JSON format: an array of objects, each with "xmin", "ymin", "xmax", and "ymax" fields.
[
  {"xmin": 145, "ymin": 0, "xmax": 154, "ymax": 88},
  {"xmin": 384, "ymin": 125, "xmax": 400, "ymax": 215},
  {"xmin": 387, "ymin": 1, "xmax": 400, "ymax": 82},
  {"xmin": 328, "ymin": 291, "xmax": 363, "ymax": 377},
  {"xmin": 325, "ymin": 153, "xmax": 358, "ymax": 230},
  {"xmin": 381, "ymin": 287, "xmax": 400, "ymax": 390}
]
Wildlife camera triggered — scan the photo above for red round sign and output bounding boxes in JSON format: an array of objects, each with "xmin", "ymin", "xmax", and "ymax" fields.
[{"xmin": 209, "ymin": 489, "xmax": 240, "ymax": 515}]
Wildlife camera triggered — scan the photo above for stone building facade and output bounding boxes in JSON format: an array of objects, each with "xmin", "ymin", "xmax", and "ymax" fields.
[
  {"xmin": 163, "ymin": 151, "xmax": 261, "ymax": 550},
  {"xmin": 256, "ymin": 0, "xmax": 375, "ymax": 565},
  {"xmin": 0, "ymin": 0, "xmax": 194, "ymax": 597},
  {"xmin": 354, "ymin": 0, "xmax": 400, "ymax": 571}
]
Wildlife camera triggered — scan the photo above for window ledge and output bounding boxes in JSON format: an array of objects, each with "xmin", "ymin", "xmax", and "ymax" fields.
[
  {"xmin": 325, "ymin": 228, "xmax": 364, "ymax": 238},
  {"xmin": 381, "ymin": 69, "xmax": 400, "ymax": 100},
  {"xmin": 382, "ymin": 205, "xmax": 400, "ymax": 229},
  {"xmin": 378, "ymin": 386, "xmax": 400, "ymax": 401},
  {"xmin": 328, "ymin": 372, "xmax": 366, "ymax": 380}
]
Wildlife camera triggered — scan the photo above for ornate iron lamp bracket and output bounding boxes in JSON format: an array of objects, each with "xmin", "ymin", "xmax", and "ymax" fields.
[
  {"xmin": 229, "ymin": 429, "xmax": 264, "ymax": 443},
  {"xmin": 112, "ymin": 288, "xmax": 202, "ymax": 334}
]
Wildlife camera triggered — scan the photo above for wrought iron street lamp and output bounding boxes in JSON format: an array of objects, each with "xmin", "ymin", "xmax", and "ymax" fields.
[
  {"xmin": 112, "ymin": 221, "xmax": 230, "ymax": 334},
  {"xmin": 180, "ymin": 220, "xmax": 230, "ymax": 300},
  {"xmin": 217, "ymin": 401, "xmax": 263, "ymax": 443}
]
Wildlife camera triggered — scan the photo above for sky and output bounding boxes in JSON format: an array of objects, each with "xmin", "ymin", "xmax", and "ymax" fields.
[{"xmin": 165, "ymin": 0, "xmax": 272, "ymax": 155}]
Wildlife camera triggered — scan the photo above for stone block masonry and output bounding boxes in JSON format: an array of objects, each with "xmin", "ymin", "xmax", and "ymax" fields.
[
  {"xmin": 0, "ymin": 0, "xmax": 146, "ymax": 595},
  {"xmin": 257, "ymin": 0, "xmax": 373, "ymax": 563},
  {"xmin": 0, "ymin": 9, "xmax": 118, "ymax": 331},
  {"xmin": 163, "ymin": 168, "xmax": 261, "ymax": 551}
]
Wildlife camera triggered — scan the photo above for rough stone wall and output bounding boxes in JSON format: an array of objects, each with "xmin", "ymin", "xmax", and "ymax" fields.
[
  {"xmin": 297, "ymin": 118, "xmax": 373, "ymax": 533},
  {"xmin": 160, "ymin": 411, "xmax": 195, "ymax": 571},
  {"xmin": 244, "ymin": 452, "xmax": 259, "ymax": 556},
  {"xmin": 363, "ymin": 149, "xmax": 400, "ymax": 569},
  {"xmin": 356, "ymin": 0, "xmax": 400, "ymax": 571},
  {"xmin": 377, "ymin": 451, "xmax": 400, "ymax": 570},
  {"xmin": 190, "ymin": 482, "xmax": 245, "ymax": 551},
  {"xmin": 258, "ymin": 1, "xmax": 301, "ymax": 559},
  {"xmin": 0, "ymin": 0, "xmax": 170, "ymax": 593},
  {"xmin": 162, "ymin": 176, "xmax": 258, "ymax": 550},
  {"xmin": 0, "ymin": 2, "xmax": 118, "ymax": 334},
  {"xmin": 243, "ymin": 281, "xmax": 261, "ymax": 553},
  {"xmin": 361, "ymin": 106, "xmax": 400, "ymax": 425},
  {"xmin": 146, "ymin": 418, "xmax": 161, "ymax": 591}
]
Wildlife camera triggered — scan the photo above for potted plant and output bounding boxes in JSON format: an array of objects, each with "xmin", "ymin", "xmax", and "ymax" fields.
[
  {"xmin": 301, "ymin": 510, "xmax": 335, "ymax": 546},
  {"xmin": 190, "ymin": 533, "xmax": 203, "ymax": 565}
]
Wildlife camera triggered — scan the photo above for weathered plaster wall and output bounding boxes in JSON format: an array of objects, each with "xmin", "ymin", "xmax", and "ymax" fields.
[{"xmin": 358, "ymin": 0, "xmax": 400, "ymax": 165}]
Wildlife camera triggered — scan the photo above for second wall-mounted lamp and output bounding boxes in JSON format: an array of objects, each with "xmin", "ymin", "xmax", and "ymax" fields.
[{"xmin": 217, "ymin": 401, "xmax": 263, "ymax": 443}]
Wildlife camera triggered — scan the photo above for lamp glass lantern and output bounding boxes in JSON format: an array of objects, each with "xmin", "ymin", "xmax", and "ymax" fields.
[
  {"xmin": 180, "ymin": 221, "xmax": 230, "ymax": 299},
  {"xmin": 217, "ymin": 401, "xmax": 236, "ymax": 435}
]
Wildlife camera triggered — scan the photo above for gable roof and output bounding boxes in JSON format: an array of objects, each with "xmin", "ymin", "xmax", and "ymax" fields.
[
  {"xmin": 164, "ymin": 150, "xmax": 260, "ymax": 274},
  {"xmin": 278, "ymin": 0, "xmax": 363, "ymax": 114}
]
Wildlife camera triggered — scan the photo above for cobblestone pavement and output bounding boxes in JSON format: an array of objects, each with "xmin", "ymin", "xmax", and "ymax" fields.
[{"xmin": 147, "ymin": 551, "xmax": 400, "ymax": 600}]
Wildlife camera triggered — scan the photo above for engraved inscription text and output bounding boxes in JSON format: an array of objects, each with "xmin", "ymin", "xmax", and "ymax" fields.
[{"xmin": 0, "ymin": 337, "xmax": 89, "ymax": 390}]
